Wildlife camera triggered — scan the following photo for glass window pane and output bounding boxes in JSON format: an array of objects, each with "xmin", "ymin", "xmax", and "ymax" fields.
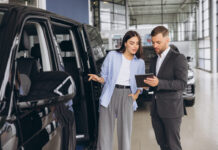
[
  {"xmin": 203, "ymin": 0, "xmax": 209, "ymax": 10},
  {"xmin": 112, "ymin": 23, "xmax": 125, "ymax": 30},
  {"xmin": 101, "ymin": 22, "xmax": 111, "ymax": 30},
  {"xmin": 198, "ymin": 59, "xmax": 204, "ymax": 68},
  {"xmin": 101, "ymin": 11, "xmax": 112, "ymax": 22},
  {"xmin": 203, "ymin": 19, "xmax": 209, "ymax": 29},
  {"xmin": 100, "ymin": 1, "xmax": 113, "ymax": 12},
  {"xmin": 204, "ymin": 48, "xmax": 211, "ymax": 59},
  {"xmin": 114, "ymin": 4, "xmax": 125, "ymax": 14},
  {"xmin": 203, "ymin": 9, "xmax": 209, "ymax": 20},
  {"xmin": 199, "ymin": 49, "xmax": 204, "ymax": 58},
  {"xmin": 114, "ymin": 0, "xmax": 124, "ymax": 5},
  {"xmin": 205, "ymin": 60, "xmax": 211, "ymax": 71},
  {"xmin": 9, "ymin": 0, "xmax": 37, "ymax": 7},
  {"xmin": 204, "ymin": 29, "xmax": 209, "ymax": 37},
  {"xmin": 100, "ymin": 0, "xmax": 126, "ymax": 31},
  {"xmin": 114, "ymin": 14, "xmax": 125, "ymax": 24},
  {"xmin": 204, "ymin": 38, "xmax": 211, "ymax": 47}
]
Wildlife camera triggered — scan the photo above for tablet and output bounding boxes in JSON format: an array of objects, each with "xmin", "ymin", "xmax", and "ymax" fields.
[{"xmin": 135, "ymin": 73, "xmax": 154, "ymax": 87}]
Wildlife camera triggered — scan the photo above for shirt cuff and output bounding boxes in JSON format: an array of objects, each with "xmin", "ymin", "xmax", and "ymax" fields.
[{"xmin": 133, "ymin": 101, "xmax": 138, "ymax": 111}]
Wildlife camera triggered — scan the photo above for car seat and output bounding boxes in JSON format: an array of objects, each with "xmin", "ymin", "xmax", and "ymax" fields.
[
  {"xmin": 59, "ymin": 40, "xmax": 80, "ymax": 96},
  {"xmin": 17, "ymin": 30, "xmax": 38, "ymax": 96}
]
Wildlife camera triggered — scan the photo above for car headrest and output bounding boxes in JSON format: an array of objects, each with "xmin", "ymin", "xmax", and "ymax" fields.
[
  {"xmin": 31, "ymin": 43, "xmax": 41, "ymax": 59},
  {"xmin": 19, "ymin": 30, "xmax": 30, "ymax": 51},
  {"xmin": 59, "ymin": 40, "xmax": 74, "ymax": 52},
  {"xmin": 19, "ymin": 73, "xmax": 31, "ymax": 96}
]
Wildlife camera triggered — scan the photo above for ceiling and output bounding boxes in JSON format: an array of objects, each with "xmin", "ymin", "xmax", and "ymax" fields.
[{"xmin": 127, "ymin": 0, "xmax": 199, "ymax": 25}]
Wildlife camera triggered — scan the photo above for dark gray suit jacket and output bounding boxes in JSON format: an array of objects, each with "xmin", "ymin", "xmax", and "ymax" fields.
[{"xmin": 150, "ymin": 49, "xmax": 188, "ymax": 118}]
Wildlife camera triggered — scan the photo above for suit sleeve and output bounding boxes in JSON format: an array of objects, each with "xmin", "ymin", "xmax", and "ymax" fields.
[
  {"xmin": 149, "ymin": 58, "xmax": 157, "ymax": 91},
  {"xmin": 157, "ymin": 54, "xmax": 188, "ymax": 91}
]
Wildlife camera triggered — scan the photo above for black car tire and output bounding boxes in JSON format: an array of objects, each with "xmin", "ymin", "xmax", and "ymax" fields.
[{"xmin": 184, "ymin": 99, "xmax": 195, "ymax": 107}]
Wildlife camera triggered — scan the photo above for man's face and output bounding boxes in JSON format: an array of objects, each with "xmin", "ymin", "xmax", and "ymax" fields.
[{"xmin": 151, "ymin": 33, "xmax": 169, "ymax": 55}]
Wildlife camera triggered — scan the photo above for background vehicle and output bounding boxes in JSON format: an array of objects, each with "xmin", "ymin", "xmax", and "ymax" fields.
[
  {"xmin": 137, "ymin": 45, "xmax": 195, "ymax": 107},
  {"xmin": 0, "ymin": 4, "xmax": 105, "ymax": 150},
  {"xmin": 183, "ymin": 56, "xmax": 195, "ymax": 106}
]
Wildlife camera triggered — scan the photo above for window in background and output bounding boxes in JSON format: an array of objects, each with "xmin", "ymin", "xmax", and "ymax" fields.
[
  {"xmin": 197, "ymin": 0, "xmax": 211, "ymax": 71},
  {"xmin": 99, "ymin": 0, "xmax": 126, "ymax": 31},
  {"xmin": 9, "ymin": 0, "xmax": 37, "ymax": 7}
]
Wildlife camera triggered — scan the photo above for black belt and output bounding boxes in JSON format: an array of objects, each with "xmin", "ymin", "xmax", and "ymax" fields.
[{"xmin": 115, "ymin": 84, "xmax": 130, "ymax": 89}]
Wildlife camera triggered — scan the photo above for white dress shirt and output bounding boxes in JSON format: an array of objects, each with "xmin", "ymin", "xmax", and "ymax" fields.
[{"xmin": 156, "ymin": 47, "xmax": 170, "ymax": 75}]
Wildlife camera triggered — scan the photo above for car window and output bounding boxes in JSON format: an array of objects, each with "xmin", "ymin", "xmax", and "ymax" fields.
[
  {"xmin": 84, "ymin": 25, "xmax": 106, "ymax": 61},
  {"xmin": 0, "ymin": 11, "xmax": 5, "ymax": 26},
  {"xmin": 16, "ymin": 21, "xmax": 53, "ymax": 72},
  {"xmin": 13, "ymin": 20, "xmax": 55, "ymax": 99},
  {"xmin": 142, "ymin": 46, "xmax": 157, "ymax": 73},
  {"xmin": 51, "ymin": 23, "xmax": 82, "ymax": 70}
]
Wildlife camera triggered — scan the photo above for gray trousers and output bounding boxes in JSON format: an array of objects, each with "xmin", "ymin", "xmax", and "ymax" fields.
[{"xmin": 97, "ymin": 87, "xmax": 134, "ymax": 150}]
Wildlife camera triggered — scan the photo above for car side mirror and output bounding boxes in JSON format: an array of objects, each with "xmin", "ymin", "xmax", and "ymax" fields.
[
  {"xmin": 186, "ymin": 56, "xmax": 193, "ymax": 62},
  {"xmin": 17, "ymin": 71, "xmax": 76, "ymax": 110}
]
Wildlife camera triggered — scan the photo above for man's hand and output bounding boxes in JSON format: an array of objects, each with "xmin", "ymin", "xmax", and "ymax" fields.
[{"xmin": 144, "ymin": 76, "xmax": 159, "ymax": 87}]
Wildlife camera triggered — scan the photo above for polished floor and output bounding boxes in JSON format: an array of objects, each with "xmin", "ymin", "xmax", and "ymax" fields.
[{"xmin": 113, "ymin": 69, "xmax": 218, "ymax": 150}]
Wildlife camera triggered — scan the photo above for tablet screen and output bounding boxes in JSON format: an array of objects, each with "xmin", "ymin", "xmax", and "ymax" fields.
[{"xmin": 135, "ymin": 73, "xmax": 154, "ymax": 87}]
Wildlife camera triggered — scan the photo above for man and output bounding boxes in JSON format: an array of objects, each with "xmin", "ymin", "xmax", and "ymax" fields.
[{"xmin": 144, "ymin": 26, "xmax": 188, "ymax": 150}]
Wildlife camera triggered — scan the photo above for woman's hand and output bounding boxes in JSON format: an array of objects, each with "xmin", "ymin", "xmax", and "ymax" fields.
[
  {"xmin": 128, "ymin": 89, "xmax": 140, "ymax": 101},
  {"xmin": 88, "ymin": 74, "xmax": 104, "ymax": 84},
  {"xmin": 128, "ymin": 93, "xmax": 138, "ymax": 101},
  {"xmin": 143, "ymin": 87, "xmax": 149, "ymax": 90}
]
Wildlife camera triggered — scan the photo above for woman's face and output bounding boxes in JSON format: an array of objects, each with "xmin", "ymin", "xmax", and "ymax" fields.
[{"xmin": 124, "ymin": 36, "xmax": 139, "ymax": 55}]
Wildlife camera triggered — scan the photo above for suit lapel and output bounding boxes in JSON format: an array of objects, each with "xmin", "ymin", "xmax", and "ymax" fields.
[{"xmin": 157, "ymin": 49, "xmax": 173, "ymax": 77}]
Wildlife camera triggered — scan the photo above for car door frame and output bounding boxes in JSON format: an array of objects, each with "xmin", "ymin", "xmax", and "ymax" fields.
[
  {"xmin": 13, "ymin": 15, "xmax": 62, "ymax": 150},
  {"xmin": 47, "ymin": 18, "xmax": 97, "ymax": 145}
]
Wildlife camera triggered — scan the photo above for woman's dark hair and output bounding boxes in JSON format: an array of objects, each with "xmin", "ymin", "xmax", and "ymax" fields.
[{"xmin": 117, "ymin": 30, "xmax": 142, "ymax": 58}]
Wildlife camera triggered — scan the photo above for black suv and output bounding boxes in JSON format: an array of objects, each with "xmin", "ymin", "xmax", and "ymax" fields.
[
  {"xmin": 0, "ymin": 4, "xmax": 105, "ymax": 150},
  {"xmin": 138, "ymin": 46, "xmax": 195, "ymax": 107}
]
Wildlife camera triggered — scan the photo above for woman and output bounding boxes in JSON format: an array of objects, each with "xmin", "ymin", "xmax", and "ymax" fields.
[{"xmin": 88, "ymin": 30, "xmax": 145, "ymax": 150}]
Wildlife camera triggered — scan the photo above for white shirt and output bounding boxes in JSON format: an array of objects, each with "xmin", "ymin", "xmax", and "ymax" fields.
[
  {"xmin": 116, "ymin": 54, "xmax": 131, "ymax": 86},
  {"xmin": 156, "ymin": 47, "xmax": 170, "ymax": 75}
]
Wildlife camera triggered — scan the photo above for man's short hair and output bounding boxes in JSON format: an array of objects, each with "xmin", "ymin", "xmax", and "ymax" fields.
[{"xmin": 151, "ymin": 26, "xmax": 169, "ymax": 37}]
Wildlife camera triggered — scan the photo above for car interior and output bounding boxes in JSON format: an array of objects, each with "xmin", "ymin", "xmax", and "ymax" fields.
[{"xmin": 52, "ymin": 24, "xmax": 91, "ymax": 142}]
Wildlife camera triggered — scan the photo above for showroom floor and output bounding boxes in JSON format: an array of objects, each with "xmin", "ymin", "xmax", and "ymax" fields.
[{"xmin": 113, "ymin": 69, "xmax": 218, "ymax": 150}]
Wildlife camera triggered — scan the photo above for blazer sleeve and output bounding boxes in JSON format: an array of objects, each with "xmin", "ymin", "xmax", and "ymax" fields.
[
  {"xmin": 138, "ymin": 59, "xmax": 145, "ymax": 93},
  {"xmin": 140, "ymin": 59, "xmax": 145, "ymax": 74},
  {"xmin": 100, "ymin": 52, "xmax": 111, "ymax": 83},
  {"xmin": 157, "ymin": 54, "xmax": 188, "ymax": 91}
]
